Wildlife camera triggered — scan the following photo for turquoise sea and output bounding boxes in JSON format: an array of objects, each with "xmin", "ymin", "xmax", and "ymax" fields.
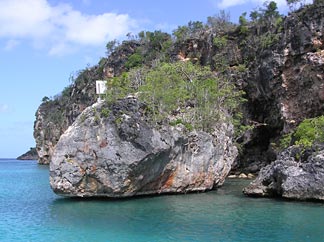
[{"xmin": 0, "ymin": 159, "xmax": 323, "ymax": 242}]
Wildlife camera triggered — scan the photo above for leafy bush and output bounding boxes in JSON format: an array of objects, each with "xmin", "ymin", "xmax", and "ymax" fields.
[
  {"xmin": 125, "ymin": 53, "xmax": 143, "ymax": 69},
  {"xmin": 238, "ymin": 12, "xmax": 249, "ymax": 34},
  {"xmin": 279, "ymin": 133, "xmax": 292, "ymax": 149},
  {"xmin": 104, "ymin": 61, "xmax": 245, "ymax": 132},
  {"xmin": 294, "ymin": 116, "xmax": 324, "ymax": 147},
  {"xmin": 280, "ymin": 116, "xmax": 324, "ymax": 149},
  {"xmin": 213, "ymin": 36, "xmax": 228, "ymax": 49},
  {"xmin": 105, "ymin": 73, "xmax": 131, "ymax": 104},
  {"xmin": 42, "ymin": 96, "xmax": 50, "ymax": 102},
  {"xmin": 106, "ymin": 39, "xmax": 118, "ymax": 56}
]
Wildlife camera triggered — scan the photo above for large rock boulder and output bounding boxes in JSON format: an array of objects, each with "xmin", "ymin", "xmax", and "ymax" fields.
[
  {"xmin": 50, "ymin": 98, "xmax": 237, "ymax": 197},
  {"xmin": 243, "ymin": 146, "xmax": 324, "ymax": 201}
]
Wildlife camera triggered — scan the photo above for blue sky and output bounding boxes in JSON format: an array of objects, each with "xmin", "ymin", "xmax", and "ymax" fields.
[{"xmin": 0, "ymin": 0, "xmax": 294, "ymax": 158}]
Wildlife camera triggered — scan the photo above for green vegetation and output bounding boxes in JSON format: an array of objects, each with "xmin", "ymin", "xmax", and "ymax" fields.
[
  {"xmin": 100, "ymin": 108, "xmax": 110, "ymax": 118},
  {"xmin": 213, "ymin": 36, "xmax": 228, "ymax": 49},
  {"xmin": 173, "ymin": 11, "xmax": 235, "ymax": 43},
  {"xmin": 294, "ymin": 116, "xmax": 324, "ymax": 147},
  {"xmin": 279, "ymin": 133, "xmax": 293, "ymax": 149},
  {"xmin": 42, "ymin": 96, "xmax": 50, "ymax": 103},
  {"xmin": 238, "ymin": 12, "xmax": 249, "ymax": 34},
  {"xmin": 105, "ymin": 73, "xmax": 131, "ymax": 104},
  {"xmin": 169, "ymin": 119, "xmax": 193, "ymax": 131},
  {"xmin": 130, "ymin": 30, "xmax": 172, "ymax": 65},
  {"xmin": 125, "ymin": 52, "xmax": 143, "ymax": 69},
  {"xmin": 237, "ymin": 1, "xmax": 283, "ymax": 62},
  {"xmin": 280, "ymin": 116, "xmax": 324, "ymax": 149},
  {"xmin": 173, "ymin": 21, "xmax": 205, "ymax": 41},
  {"xmin": 106, "ymin": 39, "xmax": 118, "ymax": 56},
  {"xmin": 259, "ymin": 32, "xmax": 280, "ymax": 48},
  {"xmin": 104, "ymin": 61, "xmax": 244, "ymax": 132}
]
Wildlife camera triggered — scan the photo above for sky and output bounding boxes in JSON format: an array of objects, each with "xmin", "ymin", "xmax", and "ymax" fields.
[{"xmin": 0, "ymin": 0, "xmax": 297, "ymax": 158}]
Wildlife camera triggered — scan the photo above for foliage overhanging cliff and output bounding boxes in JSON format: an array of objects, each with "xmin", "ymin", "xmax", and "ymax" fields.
[{"xmin": 34, "ymin": 1, "xmax": 324, "ymax": 170}]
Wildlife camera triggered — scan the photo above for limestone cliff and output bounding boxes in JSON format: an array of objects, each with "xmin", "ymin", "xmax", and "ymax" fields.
[
  {"xmin": 35, "ymin": 2, "xmax": 324, "ymax": 175},
  {"xmin": 34, "ymin": 42, "xmax": 139, "ymax": 165},
  {"xmin": 233, "ymin": 3, "xmax": 324, "ymax": 171},
  {"xmin": 34, "ymin": 68, "xmax": 97, "ymax": 164},
  {"xmin": 50, "ymin": 98, "xmax": 237, "ymax": 197}
]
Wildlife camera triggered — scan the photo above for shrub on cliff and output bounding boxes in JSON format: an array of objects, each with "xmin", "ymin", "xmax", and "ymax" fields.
[
  {"xmin": 294, "ymin": 116, "xmax": 324, "ymax": 147},
  {"xmin": 104, "ymin": 61, "xmax": 244, "ymax": 132},
  {"xmin": 280, "ymin": 116, "xmax": 324, "ymax": 149}
]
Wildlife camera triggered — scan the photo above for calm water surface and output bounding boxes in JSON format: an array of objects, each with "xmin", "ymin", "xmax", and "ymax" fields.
[{"xmin": 0, "ymin": 159, "xmax": 323, "ymax": 242}]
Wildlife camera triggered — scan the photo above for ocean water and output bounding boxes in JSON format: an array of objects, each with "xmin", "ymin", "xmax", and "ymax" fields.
[{"xmin": 0, "ymin": 159, "xmax": 323, "ymax": 242}]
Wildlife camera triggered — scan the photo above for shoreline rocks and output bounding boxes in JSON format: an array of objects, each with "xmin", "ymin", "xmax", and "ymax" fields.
[
  {"xmin": 50, "ymin": 99, "xmax": 237, "ymax": 198},
  {"xmin": 243, "ymin": 146, "xmax": 324, "ymax": 201}
]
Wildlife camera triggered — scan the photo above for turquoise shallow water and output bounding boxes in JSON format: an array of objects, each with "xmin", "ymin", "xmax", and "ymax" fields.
[{"xmin": 0, "ymin": 160, "xmax": 323, "ymax": 242}]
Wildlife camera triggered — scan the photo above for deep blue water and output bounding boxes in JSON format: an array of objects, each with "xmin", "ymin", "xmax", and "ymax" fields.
[{"xmin": 0, "ymin": 159, "xmax": 323, "ymax": 242}]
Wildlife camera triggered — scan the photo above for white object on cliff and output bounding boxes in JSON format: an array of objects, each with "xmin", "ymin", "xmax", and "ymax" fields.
[{"xmin": 96, "ymin": 80, "xmax": 107, "ymax": 102}]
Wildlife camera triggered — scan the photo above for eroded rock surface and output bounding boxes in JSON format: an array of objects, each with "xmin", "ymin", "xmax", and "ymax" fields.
[
  {"xmin": 243, "ymin": 146, "xmax": 324, "ymax": 201},
  {"xmin": 50, "ymin": 98, "xmax": 237, "ymax": 197},
  {"xmin": 34, "ymin": 41, "xmax": 139, "ymax": 165}
]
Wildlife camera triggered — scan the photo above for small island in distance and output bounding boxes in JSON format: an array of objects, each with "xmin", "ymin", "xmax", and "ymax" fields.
[{"xmin": 17, "ymin": 147, "xmax": 38, "ymax": 160}]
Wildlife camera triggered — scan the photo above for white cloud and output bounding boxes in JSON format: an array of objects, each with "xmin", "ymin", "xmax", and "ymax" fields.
[
  {"xmin": 0, "ymin": 0, "xmax": 137, "ymax": 55},
  {"xmin": 0, "ymin": 0, "xmax": 53, "ymax": 38},
  {"xmin": 0, "ymin": 104, "xmax": 9, "ymax": 113}
]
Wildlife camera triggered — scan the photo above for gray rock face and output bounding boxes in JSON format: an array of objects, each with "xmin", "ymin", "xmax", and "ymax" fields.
[
  {"xmin": 236, "ymin": 4, "xmax": 324, "ymax": 171},
  {"xmin": 34, "ymin": 70, "xmax": 98, "ymax": 165},
  {"xmin": 50, "ymin": 98, "xmax": 237, "ymax": 197},
  {"xmin": 34, "ymin": 41, "xmax": 142, "ymax": 165},
  {"xmin": 243, "ymin": 146, "xmax": 324, "ymax": 201}
]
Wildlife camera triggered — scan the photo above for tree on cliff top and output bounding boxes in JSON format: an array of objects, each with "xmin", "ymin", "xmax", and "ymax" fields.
[{"xmin": 105, "ymin": 61, "xmax": 244, "ymax": 132}]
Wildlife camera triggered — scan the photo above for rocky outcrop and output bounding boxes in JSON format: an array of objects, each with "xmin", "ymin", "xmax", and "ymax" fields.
[
  {"xmin": 276, "ymin": 5, "xmax": 324, "ymax": 132},
  {"xmin": 50, "ymin": 98, "xmax": 237, "ymax": 197},
  {"xmin": 34, "ymin": 2, "xmax": 324, "ymax": 175},
  {"xmin": 102, "ymin": 40, "xmax": 140, "ymax": 78},
  {"xmin": 33, "ymin": 67, "xmax": 100, "ymax": 164},
  {"xmin": 234, "ymin": 3, "xmax": 324, "ymax": 171},
  {"xmin": 17, "ymin": 147, "xmax": 38, "ymax": 160},
  {"xmin": 243, "ymin": 145, "xmax": 324, "ymax": 201},
  {"xmin": 34, "ymin": 41, "xmax": 141, "ymax": 165}
]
